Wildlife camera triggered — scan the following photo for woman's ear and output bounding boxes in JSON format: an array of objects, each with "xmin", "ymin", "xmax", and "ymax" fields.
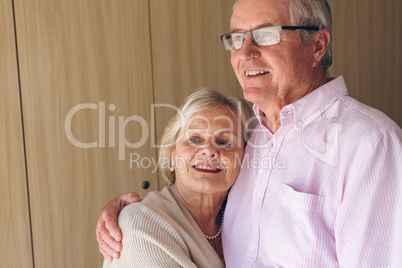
[
  {"xmin": 170, "ymin": 150, "xmax": 175, "ymax": 168},
  {"xmin": 312, "ymin": 28, "xmax": 330, "ymax": 68}
]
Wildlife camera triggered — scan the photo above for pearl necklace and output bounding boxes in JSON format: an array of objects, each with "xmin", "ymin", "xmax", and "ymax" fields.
[{"xmin": 203, "ymin": 208, "xmax": 224, "ymax": 240}]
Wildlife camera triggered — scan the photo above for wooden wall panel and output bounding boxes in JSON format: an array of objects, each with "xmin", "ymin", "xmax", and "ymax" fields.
[
  {"xmin": 149, "ymin": 1, "xmax": 243, "ymax": 185},
  {"xmin": 14, "ymin": 0, "xmax": 157, "ymax": 266},
  {"xmin": 150, "ymin": 0, "xmax": 240, "ymax": 102},
  {"xmin": 328, "ymin": 0, "xmax": 402, "ymax": 126},
  {"xmin": 0, "ymin": 0, "xmax": 33, "ymax": 267}
]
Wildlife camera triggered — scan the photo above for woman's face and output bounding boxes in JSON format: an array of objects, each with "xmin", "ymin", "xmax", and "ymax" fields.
[{"xmin": 172, "ymin": 106, "xmax": 245, "ymax": 195}]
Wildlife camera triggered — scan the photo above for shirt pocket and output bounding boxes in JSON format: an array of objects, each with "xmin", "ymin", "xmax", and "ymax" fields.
[
  {"xmin": 278, "ymin": 183, "xmax": 324, "ymax": 213},
  {"xmin": 263, "ymin": 184, "xmax": 326, "ymax": 267}
]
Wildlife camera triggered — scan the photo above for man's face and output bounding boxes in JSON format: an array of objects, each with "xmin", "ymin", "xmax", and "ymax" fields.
[{"xmin": 230, "ymin": 0, "xmax": 317, "ymax": 109}]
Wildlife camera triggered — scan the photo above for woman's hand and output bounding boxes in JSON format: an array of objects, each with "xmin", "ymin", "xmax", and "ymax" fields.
[{"xmin": 96, "ymin": 193, "xmax": 141, "ymax": 261}]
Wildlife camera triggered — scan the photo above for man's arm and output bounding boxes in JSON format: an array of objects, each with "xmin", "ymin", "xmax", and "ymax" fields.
[
  {"xmin": 96, "ymin": 192, "xmax": 141, "ymax": 261},
  {"xmin": 103, "ymin": 203, "xmax": 196, "ymax": 268},
  {"xmin": 335, "ymin": 129, "xmax": 402, "ymax": 267}
]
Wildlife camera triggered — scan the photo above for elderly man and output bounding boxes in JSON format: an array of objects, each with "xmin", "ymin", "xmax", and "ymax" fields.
[{"xmin": 97, "ymin": 0, "xmax": 402, "ymax": 267}]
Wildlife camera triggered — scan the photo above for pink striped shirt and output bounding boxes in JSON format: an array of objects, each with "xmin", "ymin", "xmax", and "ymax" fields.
[{"xmin": 223, "ymin": 76, "xmax": 402, "ymax": 267}]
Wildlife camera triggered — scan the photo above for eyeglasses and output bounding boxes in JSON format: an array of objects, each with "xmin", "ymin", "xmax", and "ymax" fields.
[{"xmin": 220, "ymin": 26, "xmax": 319, "ymax": 51}]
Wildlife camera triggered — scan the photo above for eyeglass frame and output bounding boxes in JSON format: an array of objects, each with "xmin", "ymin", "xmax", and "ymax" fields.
[{"xmin": 220, "ymin": 26, "xmax": 320, "ymax": 51}]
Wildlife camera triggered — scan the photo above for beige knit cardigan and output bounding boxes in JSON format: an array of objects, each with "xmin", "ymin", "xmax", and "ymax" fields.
[{"xmin": 103, "ymin": 186, "xmax": 225, "ymax": 268}]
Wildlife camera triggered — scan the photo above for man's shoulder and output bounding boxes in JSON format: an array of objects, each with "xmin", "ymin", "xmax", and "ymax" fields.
[{"xmin": 339, "ymin": 96, "xmax": 401, "ymax": 133}]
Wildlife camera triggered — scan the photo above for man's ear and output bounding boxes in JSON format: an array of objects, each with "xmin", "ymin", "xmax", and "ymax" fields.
[{"xmin": 312, "ymin": 28, "xmax": 330, "ymax": 68}]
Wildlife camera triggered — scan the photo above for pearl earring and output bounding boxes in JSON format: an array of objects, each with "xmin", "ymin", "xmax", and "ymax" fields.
[{"xmin": 169, "ymin": 166, "xmax": 175, "ymax": 172}]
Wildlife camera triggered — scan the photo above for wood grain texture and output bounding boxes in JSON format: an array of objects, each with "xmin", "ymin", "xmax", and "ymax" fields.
[
  {"xmin": 328, "ymin": 0, "xmax": 402, "ymax": 126},
  {"xmin": 0, "ymin": 0, "xmax": 33, "ymax": 267},
  {"xmin": 14, "ymin": 0, "xmax": 157, "ymax": 266},
  {"xmin": 150, "ymin": 0, "xmax": 241, "ymax": 103}
]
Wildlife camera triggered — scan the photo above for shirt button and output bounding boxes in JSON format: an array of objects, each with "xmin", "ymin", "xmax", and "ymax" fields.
[
  {"xmin": 249, "ymin": 244, "xmax": 255, "ymax": 251},
  {"xmin": 257, "ymin": 192, "xmax": 263, "ymax": 198}
]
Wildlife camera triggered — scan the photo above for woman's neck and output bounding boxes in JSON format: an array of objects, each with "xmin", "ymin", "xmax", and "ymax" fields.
[
  {"xmin": 173, "ymin": 184, "xmax": 227, "ymax": 259},
  {"xmin": 174, "ymin": 184, "xmax": 226, "ymax": 224}
]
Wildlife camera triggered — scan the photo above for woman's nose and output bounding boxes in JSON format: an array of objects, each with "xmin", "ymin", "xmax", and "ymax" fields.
[{"xmin": 199, "ymin": 143, "xmax": 219, "ymax": 158}]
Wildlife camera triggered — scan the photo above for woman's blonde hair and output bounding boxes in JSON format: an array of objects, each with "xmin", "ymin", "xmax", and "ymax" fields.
[{"xmin": 158, "ymin": 88, "xmax": 253, "ymax": 185}]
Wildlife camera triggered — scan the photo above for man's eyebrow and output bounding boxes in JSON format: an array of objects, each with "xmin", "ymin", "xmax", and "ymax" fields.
[{"xmin": 231, "ymin": 22, "xmax": 274, "ymax": 32}]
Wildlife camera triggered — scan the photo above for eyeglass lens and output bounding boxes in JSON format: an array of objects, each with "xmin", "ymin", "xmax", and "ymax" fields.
[{"xmin": 222, "ymin": 27, "xmax": 281, "ymax": 50}]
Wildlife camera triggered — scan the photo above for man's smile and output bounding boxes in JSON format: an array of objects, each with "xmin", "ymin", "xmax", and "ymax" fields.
[{"xmin": 245, "ymin": 70, "xmax": 269, "ymax": 76}]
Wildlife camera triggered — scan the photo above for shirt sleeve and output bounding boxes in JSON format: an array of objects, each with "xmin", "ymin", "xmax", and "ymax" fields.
[
  {"xmin": 335, "ymin": 128, "xmax": 402, "ymax": 267},
  {"xmin": 105, "ymin": 203, "xmax": 197, "ymax": 268}
]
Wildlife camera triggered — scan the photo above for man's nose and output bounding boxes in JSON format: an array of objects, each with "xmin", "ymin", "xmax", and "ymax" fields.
[{"xmin": 239, "ymin": 35, "xmax": 261, "ymax": 60}]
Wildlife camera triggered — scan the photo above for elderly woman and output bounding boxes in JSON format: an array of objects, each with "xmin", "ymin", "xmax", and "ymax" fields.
[{"xmin": 103, "ymin": 89, "xmax": 252, "ymax": 267}]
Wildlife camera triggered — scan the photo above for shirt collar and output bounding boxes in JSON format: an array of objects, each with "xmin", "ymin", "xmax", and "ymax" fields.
[{"xmin": 253, "ymin": 76, "xmax": 348, "ymax": 131}]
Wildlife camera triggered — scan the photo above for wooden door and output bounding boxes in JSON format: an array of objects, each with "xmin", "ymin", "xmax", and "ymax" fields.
[
  {"xmin": 14, "ymin": 0, "xmax": 157, "ymax": 266},
  {"xmin": 0, "ymin": 0, "xmax": 33, "ymax": 266}
]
